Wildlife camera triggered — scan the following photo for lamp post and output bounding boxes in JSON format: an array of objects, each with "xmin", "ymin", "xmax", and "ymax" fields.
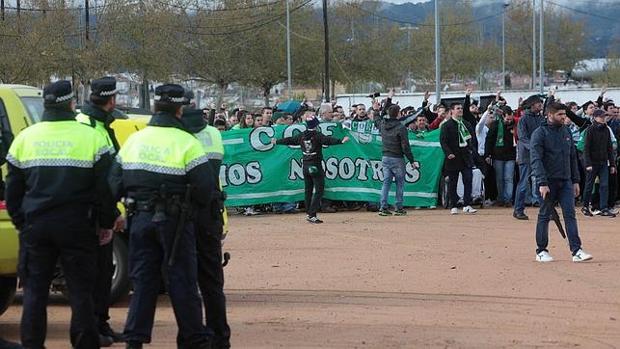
[
  {"xmin": 502, "ymin": 1, "xmax": 510, "ymax": 90},
  {"xmin": 435, "ymin": 0, "xmax": 441, "ymax": 104},
  {"xmin": 286, "ymin": 0, "xmax": 292, "ymax": 99}
]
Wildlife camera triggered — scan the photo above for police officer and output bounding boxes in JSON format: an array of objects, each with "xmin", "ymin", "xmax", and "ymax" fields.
[
  {"xmin": 76, "ymin": 76, "xmax": 125, "ymax": 345},
  {"xmin": 183, "ymin": 93, "xmax": 231, "ymax": 349},
  {"xmin": 5, "ymin": 80, "xmax": 117, "ymax": 348},
  {"xmin": 108, "ymin": 84, "xmax": 215, "ymax": 349}
]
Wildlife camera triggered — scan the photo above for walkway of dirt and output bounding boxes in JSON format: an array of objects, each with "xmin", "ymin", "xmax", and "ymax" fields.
[{"xmin": 1, "ymin": 207, "xmax": 619, "ymax": 348}]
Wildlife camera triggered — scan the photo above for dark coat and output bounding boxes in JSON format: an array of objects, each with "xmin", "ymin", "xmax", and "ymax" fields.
[
  {"xmin": 485, "ymin": 120, "xmax": 516, "ymax": 161},
  {"xmin": 530, "ymin": 121, "xmax": 580, "ymax": 186},
  {"xmin": 440, "ymin": 118, "xmax": 475, "ymax": 172}
]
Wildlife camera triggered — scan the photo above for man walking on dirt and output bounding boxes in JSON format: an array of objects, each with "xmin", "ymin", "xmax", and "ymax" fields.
[{"xmin": 530, "ymin": 102, "xmax": 593, "ymax": 263}]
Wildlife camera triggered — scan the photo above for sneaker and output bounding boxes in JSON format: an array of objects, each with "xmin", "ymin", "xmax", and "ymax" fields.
[
  {"xmin": 394, "ymin": 209, "xmax": 407, "ymax": 216},
  {"xmin": 599, "ymin": 208, "xmax": 617, "ymax": 217},
  {"xmin": 244, "ymin": 207, "xmax": 259, "ymax": 216},
  {"xmin": 450, "ymin": 208, "xmax": 459, "ymax": 215},
  {"xmin": 572, "ymin": 249, "xmax": 593, "ymax": 262},
  {"xmin": 536, "ymin": 251, "xmax": 554, "ymax": 263},
  {"xmin": 591, "ymin": 208, "xmax": 602, "ymax": 216},
  {"xmin": 463, "ymin": 205, "xmax": 477, "ymax": 214},
  {"xmin": 609, "ymin": 207, "xmax": 620, "ymax": 215},
  {"xmin": 513, "ymin": 212, "xmax": 529, "ymax": 220},
  {"xmin": 429, "ymin": 205, "xmax": 437, "ymax": 209},
  {"xmin": 378, "ymin": 209, "xmax": 393, "ymax": 216},
  {"xmin": 414, "ymin": 206, "xmax": 421, "ymax": 210},
  {"xmin": 307, "ymin": 216, "xmax": 324, "ymax": 224},
  {"xmin": 581, "ymin": 206, "xmax": 593, "ymax": 217}
]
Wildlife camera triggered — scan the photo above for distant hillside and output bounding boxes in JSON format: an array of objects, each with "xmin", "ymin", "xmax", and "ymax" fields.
[{"xmin": 374, "ymin": 0, "xmax": 620, "ymax": 58}]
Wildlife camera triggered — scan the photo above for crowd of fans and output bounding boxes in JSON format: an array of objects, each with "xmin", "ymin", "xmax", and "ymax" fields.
[{"xmin": 198, "ymin": 87, "xmax": 620, "ymax": 218}]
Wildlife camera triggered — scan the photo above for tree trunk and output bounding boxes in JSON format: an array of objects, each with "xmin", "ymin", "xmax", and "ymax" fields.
[
  {"xmin": 217, "ymin": 81, "xmax": 227, "ymax": 109},
  {"xmin": 263, "ymin": 83, "xmax": 272, "ymax": 107}
]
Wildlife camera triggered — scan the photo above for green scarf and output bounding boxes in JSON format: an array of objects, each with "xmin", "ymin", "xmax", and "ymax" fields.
[
  {"xmin": 496, "ymin": 118, "xmax": 505, "ymax": 147},
  {"xmin": 455, "ymin": 117, "xmax": 471, "ymax": 147}
]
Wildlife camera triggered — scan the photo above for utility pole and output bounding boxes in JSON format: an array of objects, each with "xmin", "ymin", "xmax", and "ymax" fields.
[
  {"xmin": 532, "ymin": 0, "xmax": 536, "ymax": 90},
  {"xmin": 322, "ymin": 0, "xmax": 330, "ymax": 102},
  {"xmin": 502, "ymin": 2, "xmax": 509, "ymax": 90},
  {"xmin": 85, "ymin": 0, "xmax": 90, "ymax": 42},
  {"xmin": 539, "ymin": 0, "xmax": 544, "ymax": 94},
  {"xmin": 286, "ymin": 0, "xmax": 292, "ymax": 99},
  {"xmin": 1, "ymin": 0, "xmax": 5, "ymax": 21},
  {"xmin": 434, "ymin": 0, "xmax": 441, "ymax": 104}
]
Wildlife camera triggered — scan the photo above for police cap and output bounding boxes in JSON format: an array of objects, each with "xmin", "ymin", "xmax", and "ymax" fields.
[
  {"xmin": 154, "ymin": 84, "xmax": 189, "ymax": 106},
  {"xmin": 91, "ymin": 76, "xmax": 117, "ymax": 98},
  {"xmin": 43, "ymin": 80, "xmax": 74, "ymax": 106}
]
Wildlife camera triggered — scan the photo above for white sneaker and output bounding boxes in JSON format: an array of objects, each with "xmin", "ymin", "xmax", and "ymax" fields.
[
  {"xmin": 429, "ymin": 205, "xmax": 437, "ymax": 209},
  {"xmin": 463, "ymin": 205, "xmax": 477, "ymax": 214},
  {"xmin": 536, "ymin": 251, "xmax": 554, "ymax": 263},
  {"xmin": 591, "ymin": 209, "xmax": 602, "ymax": 216},
  {"xmin": 244, "ymin": 207, "xmax": 258, "ymax": 216},
  {"xmin": 450, "ymin": 208, "xmax": 459, "ymax": 215},
  {"xmin": 572, "ymin": 249, "xmax": 593, "ymax": 262},
  {"xmin": 609, "ymin": 208, "xmax": 619, "ymax": 215}
]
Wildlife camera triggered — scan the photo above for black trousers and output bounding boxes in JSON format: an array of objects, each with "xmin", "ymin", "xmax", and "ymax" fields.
[
  {"xmin": 446, "ymin": 168, "xmax": 473, "ymax": 208},
  {"xmin": 19, "ymin": 214, "xmax": 99, "ymax": 349},
  {"xmin": 93, "ymin": 236, "xmax": 114, "ymax": 330},
  {"xmin": 303, "ymin": 162, "xmax": 325, "ymax": 217},
  {"xmin": 196, "ymin": 218, "xmax": 230, "ymax": 349}
]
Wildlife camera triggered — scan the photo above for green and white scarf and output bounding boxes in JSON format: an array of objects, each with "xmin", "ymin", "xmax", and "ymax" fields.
[
  {"xmin": 456, "ymin": 117, "xmax": 471, "ymax": 147},
  {"xmin": 496, "ymin": 117, "xmax": 505, "ymax": 147}
]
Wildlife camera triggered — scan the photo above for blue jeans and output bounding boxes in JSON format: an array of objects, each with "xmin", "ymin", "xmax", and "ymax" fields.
[
  {"xmin": 536, "ymin": 179, "xmax": 582, "ymax": 255},
  {"xmin": 494, "ymin": 160, "xmax": 515, "ymax": 203},
  {"xmin": 380, "ymin": 156, "xmax": 406, "ymax": 210},
  {"xmin": 514, "ymin": 163, "xmax": 541, "ymax": 214},
  {"xmin": 583, "ymin": 163, "xmax": 609, "ymax": 210}
]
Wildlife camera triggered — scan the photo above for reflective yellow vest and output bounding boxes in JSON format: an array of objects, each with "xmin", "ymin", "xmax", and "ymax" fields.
[
  {"xmin": 76, "ymin": 112, "xmax": 116, "ymax": 154},
  {"xmin": 194, "ymin": 125, "xmax": 224, "ymax": 160}
]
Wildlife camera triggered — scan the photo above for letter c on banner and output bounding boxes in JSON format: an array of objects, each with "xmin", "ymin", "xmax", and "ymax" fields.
[{"xmin": 250, "ymin": 126, "xmax": 275, "ymax": 152}]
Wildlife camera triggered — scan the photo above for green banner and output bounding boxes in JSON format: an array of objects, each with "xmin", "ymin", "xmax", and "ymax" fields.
[{"xmin": 220, "ymin": 122, "xmax": 444, "ymax": 207}]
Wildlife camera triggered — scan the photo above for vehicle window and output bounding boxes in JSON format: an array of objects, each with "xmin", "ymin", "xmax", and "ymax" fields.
[{"xmin": 20, "ymin": 97, "xmax": 44, "ymax": 123}]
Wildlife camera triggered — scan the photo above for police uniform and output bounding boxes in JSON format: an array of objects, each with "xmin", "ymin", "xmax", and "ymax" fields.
[
  {"xmin": 183, "ymin": 108, "xmax": 231, "ymax": 349},
  {"xmin": 108, "ymin": 84, "xmax": 215, "ymax": 349},
  {"xmin": 76, "ymin": 77, "xmax": 123, "ymax": 344},
  {"xmin": 5, "ymin": 80, "xmax": 116, "ymax": 349}
]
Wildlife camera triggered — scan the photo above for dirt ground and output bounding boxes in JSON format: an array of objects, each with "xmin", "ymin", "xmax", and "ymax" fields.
[{"xmin": 1, "ymin": 207, "xmax": 620, "ymax": 348}]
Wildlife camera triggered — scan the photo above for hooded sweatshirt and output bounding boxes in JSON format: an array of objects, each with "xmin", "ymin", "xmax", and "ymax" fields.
[{"xmin": 375, "ymin": 118, "xmax": 415, "ymax": 163}]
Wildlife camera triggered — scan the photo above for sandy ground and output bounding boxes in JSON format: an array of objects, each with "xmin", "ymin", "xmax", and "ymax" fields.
[{"xmin": 1, "ymin": 207, "xmax": 620, "ymax": 348}]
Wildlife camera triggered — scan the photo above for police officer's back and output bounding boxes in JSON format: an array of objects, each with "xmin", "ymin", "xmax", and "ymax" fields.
[
  {"xmin": 5, "ymin": 80, "xmax": 116, "ymax": 349},
  {"xmin": 183, "ymin": 105, "xmax": 230, "ymax": 349},
  {"xmin": 76, "ymin": 76, "xmax": 125, "ymax": 345},
  {"xmin": 109, "ymin": 84, "xmax": 215, "ymax": 349}
]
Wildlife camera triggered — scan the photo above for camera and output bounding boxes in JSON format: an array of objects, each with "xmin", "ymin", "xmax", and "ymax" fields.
[{"xmin": 367, "ymin": 92, "xmax": 380, "ymax": 99}]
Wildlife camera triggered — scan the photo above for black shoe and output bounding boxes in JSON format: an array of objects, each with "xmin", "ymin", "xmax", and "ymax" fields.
[
  {"xmin": 100, "ymin": 323, "xmax": 125, "ymax": 343},
  {"xmin": 378, "ymin": 209, "xmax": 393, "ymax": 216},
  {"xmin": 307, "ymin": 216, "xmax": 324, "ymax": 224},
  {"xmin": 513, "ymin": 212, "xmax": 529, "ymax": 220},
  {"xmin": 99, "ymin": 334, "xmax": 114, "ymax": 347},
  {"xmin": 0, "ymin": 338, "xmax": 23, "ymax": 349},
  {"xmin": 393, "ymin": 209, "xmax": 407, "ymax": 216},
  {"xmin": 532, "ymin": 202, "xmax": 541, "ymax": 208},
  {"xmin": 581, "ymin": 206, "xmax": 593, "ymax": 217},
  {"xmin": 126, "ymin": 341, "xmax": 143, "ymax": 349},
  {"xmin": 599, "ymin": 209, "xmax": 617, "ymax": 217}
]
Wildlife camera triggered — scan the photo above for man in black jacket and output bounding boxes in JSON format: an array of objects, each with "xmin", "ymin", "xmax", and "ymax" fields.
[
  {"xmin": 272, "ymin": 112, "xmax": 349, "ymax": 224},
  {"xmin": 530, "ymin": 102, "xmax": 593, "ymax": 263},
  {"xmin": 582, "ymin": 109, "xmax": 617, "ymax": 217},
  {"xmin": 375, "ymin": 105, "xmax": 418, "ymax": 216},
  {"xmin": 440, "ymin": 103, "xmax": 477, "ymax": 215},
  {"xmin": 485, "ymin": 106, "xmax": 517, "ymax": 207}
]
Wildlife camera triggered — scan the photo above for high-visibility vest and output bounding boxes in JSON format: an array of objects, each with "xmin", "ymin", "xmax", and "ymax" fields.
[
  {"xmin": 76, "ymin": 112, "xmax": 117, "ymax": 155},
  {"xmin": 194, "ymin": 125, "xmax": 224, "ymax": 160}
]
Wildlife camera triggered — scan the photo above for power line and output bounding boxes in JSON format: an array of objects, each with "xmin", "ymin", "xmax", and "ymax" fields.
[
  {"xmin": 347, "ymin": 2, "xmax": 508, "ymax": 27},
  {"xmin": 546, "ymin": 0, "xmax": 617, "ymax": 22}
]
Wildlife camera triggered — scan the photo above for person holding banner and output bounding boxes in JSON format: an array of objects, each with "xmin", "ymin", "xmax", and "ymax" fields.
[{"xmin": 272, "ymin": 112, "xmax": 349, "ymax": 224}]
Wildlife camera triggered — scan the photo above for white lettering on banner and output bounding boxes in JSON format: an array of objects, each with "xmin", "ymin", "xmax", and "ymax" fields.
[
  {"xmin": 285, "ymin": 157, "xmax": 420, "ymax": 183},
  {"xmin": 249, "ymin": 127, "xmax": 275, "ymax": 152},
  {"xmin": 282, "ymin": 124, "xmax": 305, "ymax": 149},
  {"xmin": 220, "ymin": 161, "xmax": 263, "ymax": 187}
]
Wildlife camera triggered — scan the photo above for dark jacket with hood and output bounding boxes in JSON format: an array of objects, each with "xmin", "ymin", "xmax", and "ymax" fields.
[
  {"xmin": 516, "ymin": 109, "xmax": 544, "ymax": 164},
  {"xmin": 374, "ymin": 117, "xmax": 415, "ymax": 163},
  {"xmin": 530, "ymin": 121, "xmax": 580, "ymax": 187},
  {"xmin": 583, "ymin": 120, "xmax": 615, "ymax": 167}
]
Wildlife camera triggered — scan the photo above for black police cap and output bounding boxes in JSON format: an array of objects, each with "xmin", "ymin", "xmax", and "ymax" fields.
[
  {"xmin": 154, "ymin": 84, "xmax": 189, "ymax": 106},
  {"xmin": 43, "ymin": 80, "xmax": 73, "ymax": 106},
  {"xmin": 91, "ymin": 76, "xmax": 117, "ymax": 97}
]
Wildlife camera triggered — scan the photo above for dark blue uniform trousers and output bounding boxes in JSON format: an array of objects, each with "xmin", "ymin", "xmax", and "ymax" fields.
[
  {"xmin": 93, "ymin": 235, "xmax": 114, "ymax": 329},
  {"xmin": 195, "ymin": 217, "xmax": 231, "ymax": 349},
  {"xmin": 123, "ymin": 211, "xmax": 210, "ymax": 347},
  {"xmin": 19, "ymin": 214, "xmax": 99, "ymax": 349}
]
